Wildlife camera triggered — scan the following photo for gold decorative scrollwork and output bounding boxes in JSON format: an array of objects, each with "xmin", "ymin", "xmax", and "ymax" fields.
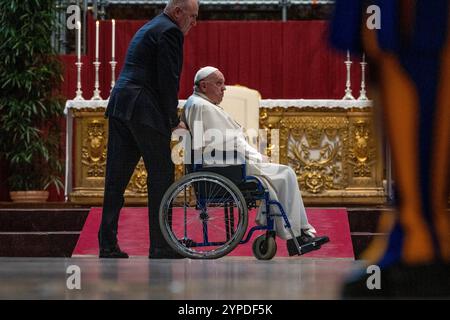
[
  {"xmin": 289, "ymin": 137, "xmax": 342, "ymax": 193},
  {"xmin": 260, "ymin": 109, "xmax": 285, "ymax": 158},
  {"xmin": 127, "ymin": 159, "xmax": 148, "ymax": 193},
  {"xmin": 259, "ymin": 109, "xmax": 284, "ymax": 130},
  {"xmin": 81, "ymin": 120, "xmax": 107, "ymax": 177},
  {"xmin": 283, "ymin": 116, "xmax": 349, "ymax": 194},
  {"xmin": 348, "ymin": 120, "xmax": 376, "ymax": 177}
]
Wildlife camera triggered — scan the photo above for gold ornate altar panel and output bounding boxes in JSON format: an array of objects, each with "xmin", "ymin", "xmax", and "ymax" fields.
[
  {"xmin": 259, "ymin": 105, "xmax": 385, "ymax": 205},
  {"xmin": 65, "ymin": 99, "xmax": 386, "ymax": 205}
]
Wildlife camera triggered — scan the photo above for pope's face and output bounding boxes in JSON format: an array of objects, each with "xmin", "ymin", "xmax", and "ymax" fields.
[{"xmin": 201, "ymin": 71, "xmax": 226, "ymax": 105}]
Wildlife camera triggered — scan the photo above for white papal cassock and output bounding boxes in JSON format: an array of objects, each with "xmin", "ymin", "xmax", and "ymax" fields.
[{"xmin": 183, "ymin": 92, "xmax": 316, "ymax": 240}]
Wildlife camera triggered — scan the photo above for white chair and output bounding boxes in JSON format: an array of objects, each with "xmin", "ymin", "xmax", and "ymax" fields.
[{"xmin": 220, "ymin": 85, "xmax": 261, "ymax": 149}]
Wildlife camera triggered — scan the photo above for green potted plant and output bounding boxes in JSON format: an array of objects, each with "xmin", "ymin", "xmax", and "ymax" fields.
[{"xmin": 0, "ymin": 0, "xmax": 64, "ymax": 202}]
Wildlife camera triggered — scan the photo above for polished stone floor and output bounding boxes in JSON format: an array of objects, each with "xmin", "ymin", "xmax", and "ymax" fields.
[{"xmin": 0, "ymin": 257, "xmax": 361, "ymax": 300}]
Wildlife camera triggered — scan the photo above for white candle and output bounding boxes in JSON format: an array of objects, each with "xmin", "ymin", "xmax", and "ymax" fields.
[
  {"xmin": 95, "ymin": 21, "xmax": 99, "ymax": 60},
  {"xmin": 112, "ymin": 19, "xmax": 115, "ymax": 60},
  {"xmin": 76, "ymin": 21, "xmax": 81, "ymax": 60},
  {"xmin": 347, "ymin": 50, "xmax": 350, "ymax": 61},
  {"xmin": 362, "ymin": 53, "xmax": 366, "ymax": 62}
]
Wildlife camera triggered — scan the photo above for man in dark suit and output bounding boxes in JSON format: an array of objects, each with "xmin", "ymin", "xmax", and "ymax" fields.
[{"xmin": 98, "ymin": 0, "xmax": 199, "ymax": 259}]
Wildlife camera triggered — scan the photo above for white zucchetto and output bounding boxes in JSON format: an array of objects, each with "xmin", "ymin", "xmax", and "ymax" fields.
[{"xmin": 194, "ymin": 66, "xmax": 218, "ymax": 84}]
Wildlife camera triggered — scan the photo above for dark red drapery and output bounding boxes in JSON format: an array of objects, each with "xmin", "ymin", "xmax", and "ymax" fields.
[{"xmin": 61, "ymin": 17, "xmax": 364, "ymax": 101}]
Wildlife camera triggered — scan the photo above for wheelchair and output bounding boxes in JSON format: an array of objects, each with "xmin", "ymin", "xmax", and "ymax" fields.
[{"xmin": 158, "ymin": 150, "xmax": 313, "ymax": 260}]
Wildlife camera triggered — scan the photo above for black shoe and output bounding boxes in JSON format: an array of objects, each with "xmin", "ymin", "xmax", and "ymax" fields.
[
  {"xmin": 286, "ymin": 231, "xmax": 330, "ymax": 256},
  {"xmin": 99, "ymin": 245, "xmax": 129, "ymax": 258},
  {"xmin": 149, "ymin": 247, "xmax": 186, "ymax": 259}
]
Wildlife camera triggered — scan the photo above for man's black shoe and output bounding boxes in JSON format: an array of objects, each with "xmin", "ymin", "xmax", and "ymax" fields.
[
  {"xmin": 99, "ymin": 245, "xmax": 129, "ymax": 258},
  {"xmin": 286, "ymin": 230, "xmax": 330, "ymax": 256},
  {"xmin": 149, "ymin": 247, "xmax": 186, "ymax": 259}
]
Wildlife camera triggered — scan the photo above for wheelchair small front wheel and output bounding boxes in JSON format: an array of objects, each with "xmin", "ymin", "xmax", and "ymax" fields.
[
  {"xmin": 252, "ymin": 234, "xmax": 277, "ymax": 260},
  {"xmin": 160, "ymin": 171, "xmax": 248, "ymax": 259}
]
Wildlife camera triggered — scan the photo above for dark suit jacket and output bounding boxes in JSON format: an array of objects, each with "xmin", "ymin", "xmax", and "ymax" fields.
[{"xmin": 106, "ymin": 13, "xmax": 183, "ymax": 137}]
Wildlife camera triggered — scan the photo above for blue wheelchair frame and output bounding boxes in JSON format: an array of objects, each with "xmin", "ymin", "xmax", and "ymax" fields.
[{"xmin": 190, "ymin": 161, "xmax": 296, "ymax": 248}]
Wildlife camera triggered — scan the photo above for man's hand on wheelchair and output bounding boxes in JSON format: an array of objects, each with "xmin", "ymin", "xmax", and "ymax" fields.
[{"xmin": 172, "ymin": 120, "xmax": 187, "ymax": 132}]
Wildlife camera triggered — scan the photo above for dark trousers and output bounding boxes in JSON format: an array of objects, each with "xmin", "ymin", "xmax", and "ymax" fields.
[{"xmin": 98, "ymin": 116, "xmax": 174, "ymax": 251}]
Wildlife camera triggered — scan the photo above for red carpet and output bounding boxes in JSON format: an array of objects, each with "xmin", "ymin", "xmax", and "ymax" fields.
[{"xmin": 73, "ymin": 207, "xmax": 354, "ymax": 258}]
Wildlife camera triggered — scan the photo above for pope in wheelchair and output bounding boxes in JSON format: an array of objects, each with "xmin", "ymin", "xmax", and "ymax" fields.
[{"xmin": 159, "ymin": 66, "xmax": 329, "ymax": 259}]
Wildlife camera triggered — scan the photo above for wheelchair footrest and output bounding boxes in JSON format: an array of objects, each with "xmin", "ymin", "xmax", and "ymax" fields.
[
  {"xmin": 288, "ymin": 241, "xmax": 322, "ymax": 256},
  {"xmin": 287, "ymin": 235, "xmax": 330, "ymax": 256},
  {"xmin": 299, "ymin": 241, "xmax": 321, "ymax": 255}
]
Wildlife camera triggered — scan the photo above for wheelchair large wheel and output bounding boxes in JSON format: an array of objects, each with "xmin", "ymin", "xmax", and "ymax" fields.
[
  {"xmin": 252, "ymin": 234, "xmax": 277, "ymax": 260},
  {"xmin": 159, "ymin": 171, "xmax": 248, "ymax": 259}
]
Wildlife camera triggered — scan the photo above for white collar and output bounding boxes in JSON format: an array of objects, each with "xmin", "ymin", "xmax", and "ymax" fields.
[{"xmin": 193, "ymin": 92, "xmax": 223, "ymax": 109}]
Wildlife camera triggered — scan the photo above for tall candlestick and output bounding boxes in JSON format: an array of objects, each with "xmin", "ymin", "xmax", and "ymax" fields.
[
  {"xmin": 95, "ymin": 21, "xmax": 99, "ymax": 61},
  {"xmin": 76, "ymin": 21, "xmax": 81, "ymax": 60},
  {"xmin": 74, "ymin": 21, "xmax": 83, "ymax": 100},
  {"xmin": 92, "ymin": 60, "xmax": 101, "ymax": 100},
  {"xmin": 92, "ymin": 21, "xmax": 101, "ymax": 100},
  {"xmin": 110, "ymin": 60, "xmax": 117, "ymax": 92},
  {"xmin": 358, "ymin": 53, "xmax": 368, "ymax": 100},
  {"xmin": 343, "ymin": 50, "xmax": 355, "ymax": 100},
  {"xmin": 112, "ymin": 19, "xmax": 115, "ymax": 60}
]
